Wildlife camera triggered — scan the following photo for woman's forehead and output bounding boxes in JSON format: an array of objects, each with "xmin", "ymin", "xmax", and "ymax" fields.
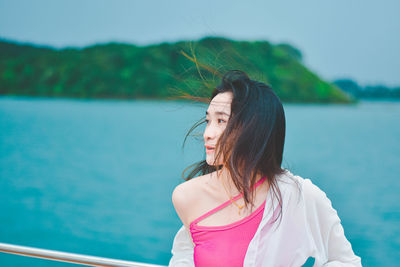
[{"xmin": 207, "ymin": 92, "xmax": 232, "ymax": 115}]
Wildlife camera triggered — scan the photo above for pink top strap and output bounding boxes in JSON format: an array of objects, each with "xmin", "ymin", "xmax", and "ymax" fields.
[{"xmin": 191, "ymin": 176, "xmax": 267, "ymax": 225}]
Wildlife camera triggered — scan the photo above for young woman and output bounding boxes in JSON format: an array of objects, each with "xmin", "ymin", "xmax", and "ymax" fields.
[{"xmin": 169, "ymin": 70, "xmax": 362, "ymax": 267}]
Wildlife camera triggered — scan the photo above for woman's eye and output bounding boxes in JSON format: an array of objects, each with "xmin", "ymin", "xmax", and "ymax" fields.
[{"xmin": 205, "ymin": 119, "xmax": 225, "ymax": 124}]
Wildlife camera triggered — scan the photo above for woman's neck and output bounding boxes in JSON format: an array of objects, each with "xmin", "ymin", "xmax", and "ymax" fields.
[{"xmin": 214, "ymin": 167, "xmax": 265, "ymax": 196}]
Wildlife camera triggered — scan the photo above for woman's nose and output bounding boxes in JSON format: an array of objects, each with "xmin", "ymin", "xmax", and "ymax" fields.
[{"xmin": 203, "ymin": 124, "xmax": 217, "ymax": 141}]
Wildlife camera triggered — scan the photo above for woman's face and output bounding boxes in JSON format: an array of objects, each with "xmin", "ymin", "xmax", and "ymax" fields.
[{"xmin": 204, "ymin": 92, "xmax": 233, "ymax": 166}]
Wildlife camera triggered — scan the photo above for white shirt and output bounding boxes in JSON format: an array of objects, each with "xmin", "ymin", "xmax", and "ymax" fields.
[{"xmin": 168, "ymin": 170, "xmax": 362, "ymax": 267}]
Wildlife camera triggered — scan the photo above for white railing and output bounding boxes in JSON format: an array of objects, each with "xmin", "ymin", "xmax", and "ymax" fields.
[{"xmin": 0, "ymin": 242, "xmax": 167, "ymax": 267}]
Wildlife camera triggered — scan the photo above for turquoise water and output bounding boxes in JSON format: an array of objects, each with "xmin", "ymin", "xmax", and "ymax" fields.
[{"xmin": 0, "ymin": 97, "xmax": 399, "ymax": 266}]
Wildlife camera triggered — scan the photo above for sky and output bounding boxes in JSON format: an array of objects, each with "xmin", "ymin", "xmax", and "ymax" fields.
[{"xmin": 0, "ymin": 0, "xmax": 399, "ymax": 86}]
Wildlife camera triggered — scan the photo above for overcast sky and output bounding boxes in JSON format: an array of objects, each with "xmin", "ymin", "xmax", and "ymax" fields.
[{"xmin": 0, "ymin": 0, "xmax": 399, "ymax": 86}]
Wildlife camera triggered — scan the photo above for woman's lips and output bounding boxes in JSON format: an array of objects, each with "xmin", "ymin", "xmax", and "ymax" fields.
[{"xmin": 205, "ymin": 145, "xmax": 215, "ymax": 154}]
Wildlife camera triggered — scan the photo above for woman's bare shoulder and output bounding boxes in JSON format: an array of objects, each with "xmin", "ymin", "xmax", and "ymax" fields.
[
  {"xmin": 171, "ymin": 173, "xmax": 213, "ymax": 225},
  {"xmin": 172, "ymin": 173, "xmax": 210, "ymax": 207}
]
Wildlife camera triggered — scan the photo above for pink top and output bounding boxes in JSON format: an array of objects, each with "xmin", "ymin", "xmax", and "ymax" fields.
[{"xmin": 189, "ymin": 177, "xmax": 267, "ymax": 267}]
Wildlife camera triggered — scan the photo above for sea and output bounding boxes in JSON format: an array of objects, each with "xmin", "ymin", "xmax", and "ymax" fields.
[{"xmin": 0, "ymin": 96, "xmax": 399, "ymax": 266}]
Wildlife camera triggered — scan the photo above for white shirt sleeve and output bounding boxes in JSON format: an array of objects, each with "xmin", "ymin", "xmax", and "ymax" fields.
[
  {"xmin": 302, "ymin": 179, "xmax": 362, "ymax": 266},
  {"xmin": 168, "ymin": 225, "xmax": 195, "ymax": 267}
]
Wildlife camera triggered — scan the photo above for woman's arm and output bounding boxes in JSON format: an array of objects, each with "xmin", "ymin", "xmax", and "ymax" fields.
[
  {"xmin": 303, "ymin": 179, "xmax": 362, "ymax": 267},
  {"xmin": 169, "ymin": 184, "xmax": 195, "ymax": 267},
  {"xmin": 168, "ymin": 225, "xmax": 194, "ymax": 267}
]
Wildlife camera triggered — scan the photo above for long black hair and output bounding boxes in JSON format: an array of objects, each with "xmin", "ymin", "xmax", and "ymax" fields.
[{"xmin": 183, "ymin": 70, "xmax": 286, "ymax": 213}]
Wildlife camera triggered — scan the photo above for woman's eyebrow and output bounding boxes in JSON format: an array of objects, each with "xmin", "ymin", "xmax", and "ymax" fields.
[{"xmin": 206, "ymin": 111, "xmax": 230, "ymax": 116}]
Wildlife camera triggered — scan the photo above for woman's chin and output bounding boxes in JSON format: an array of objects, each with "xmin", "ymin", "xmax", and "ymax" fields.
[
  {"xmin": 206, "ymin": 155, "xmax": 222, "ymax": 166},
  {"xmin": 206, "ymin": 155, "xmax": 215, "ymax": 166}
]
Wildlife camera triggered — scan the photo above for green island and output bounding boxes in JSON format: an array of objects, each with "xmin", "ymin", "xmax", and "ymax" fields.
[{"xmin": 0, "ymin": 37, "xmax": 354, "ymax": 103}]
